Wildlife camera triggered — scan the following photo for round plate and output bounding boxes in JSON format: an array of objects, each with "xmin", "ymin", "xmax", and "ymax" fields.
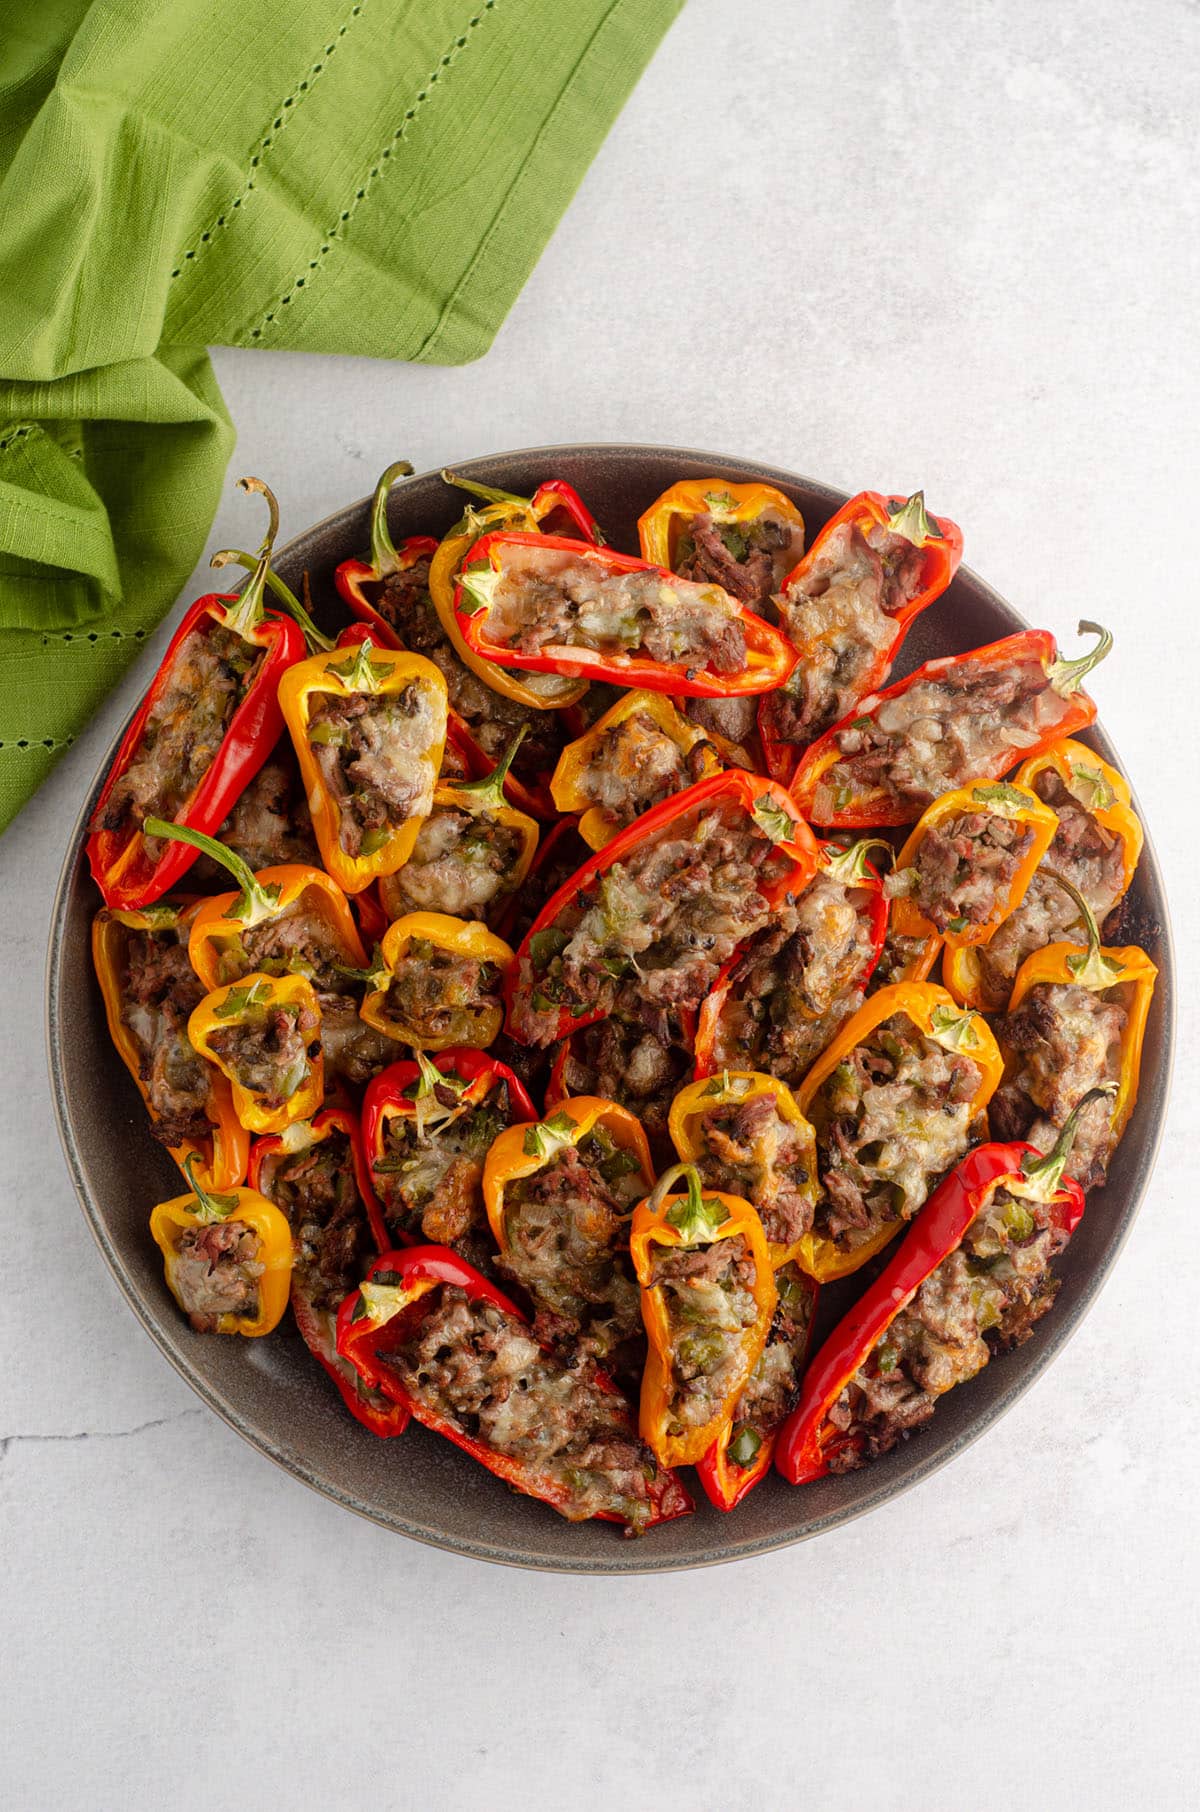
[{"xmin": 47, "ymin": 446, "xmax": 1175, "ymax": 1573}]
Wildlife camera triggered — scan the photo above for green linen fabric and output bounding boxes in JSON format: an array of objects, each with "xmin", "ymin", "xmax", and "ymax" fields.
[{"xmin": 0, "ymin": 0, "xmax": 682, "ymax": 826}]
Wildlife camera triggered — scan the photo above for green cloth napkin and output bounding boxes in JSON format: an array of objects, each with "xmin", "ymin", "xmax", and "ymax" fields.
[{"xmin": 0, "ymin": 0, "xmax": 682, "ymax": 828}]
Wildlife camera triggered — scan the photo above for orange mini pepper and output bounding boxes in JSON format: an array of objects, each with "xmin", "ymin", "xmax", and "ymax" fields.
[
  {"xmin": 358, "ymin": 912, "xmax": 514, "ymax": 1050},
  {"xmin": 637, "ymin": 479, "xmax": 806, "ymax": 594},
  {"xmin": 149, "ymin": 1154, "xmax": 293, "ymax": 1336},
  {"xmin": 92, "ymin": 902, "xmax": 249, "ymax": 1190},
  {"xmin": 189, "ymin": 971, "xmax": 324, "ymax": 1134},
  {"xmin": 549, "ymin": 689, "xmax": 722, "ymax": 850},
  {"xmin": 427, "ymin": 473, "xmax": 595, "ymax": 711},
  {"xmin": 794, "ymin": 982, "xmax": 1004, "ymax": 1282},
  {"xmin": 378, "ymin": 730, "xmax": 540, "ymax": 923},
  {"xmin": 142, "ymin": 817, "xmax": 367, "ymax": 991},
  {"xmin": 278, "ymin": 637, "xmax": 448, "ymax": 894},
  {"xmin": 482, "ymin": 1095, "xmax": 654, "ymax": 1253},
  {"xmin": 943, "ymin": 740, "xmax": 1144, "ymax": 1011},
  {"xmin": 1003, "ymin": 883, "xmax": 1157, "ymax": 1157},
  {"xmin": 631, "ymin": 1162, "xmax": 777, "ymax": 1468},
  {"xmin": 667, "ymin": 1070, "xmax": 819, "ymax": 1268},
  {"xmin": 887, "ymin": 780, "xmax": 1059, "ymax": 950}
]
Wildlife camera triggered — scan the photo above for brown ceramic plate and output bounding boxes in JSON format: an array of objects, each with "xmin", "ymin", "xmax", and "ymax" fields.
[{"xmin": 47, "ymin": 447, "xmax": 1175, "ymax": 1572}]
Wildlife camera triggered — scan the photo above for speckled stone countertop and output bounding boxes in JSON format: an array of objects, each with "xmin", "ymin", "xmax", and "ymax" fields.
[{"xmin": 3, "ymin": 2, "xmax": 1196, "ymax": 1805}]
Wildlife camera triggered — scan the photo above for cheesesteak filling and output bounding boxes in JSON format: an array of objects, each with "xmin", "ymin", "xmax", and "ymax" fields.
[
  {"xmin": 574, "ymin": 710, "xmax": 713, "ymax": 834},
  {"xmin": 375, "ymin": 940, "xmax": 502, "ymax": 1045},
  {"xmin": 724, "ymin": 1264, "xmax": 815, "ymax": 1468},
  {"xmin": 991, "ymin": 983, "xmax": 1125, "ymax": 1188},
  {"xmin": 707, "ymin": 874, "xmax": 876, "ymax": 1082},
  {"xmin": 91, "ymin": 622, "xmax": 262, "ymax": 852},
  {"xmin": 210, "ymin": 902, "xmax": 359, "ymax": 993},
  {"xmin": 471, "ymin": 542, "xmax": 748, "ymax": 675},
  {"xmin": 555, "ymin": 1017, "xmax": 693, "ymax": 1155},
  {"xmin": 207, "ymin": 996, "xmax": 320, "ymax": 1110},
  {"xmin": 688, "ymin": 1090, "xmax": 816, "ymax": 1250},
  {"xmin": 672, "ymin": 507, "xmax": 796, "ymax": 607},
  {"xmin": 119, "ymin": 924, "xmax": 211, "ymax": 1147},
  {"xmin": 191, "ymin": 753, "xmax": 319, "ymax": 881},
  {"xmin": 809, "ymin": 652, "xmax": 1076, "ymax": 820},
  {"xmin": 517, "ymin": 796, "xmax": 795, "ymax": 1045},
  {"xmin": 502, "ymin": 824, "xmax": 592, "ymax": 951},
  {"xmin": 973, "ymin": 767, "xmax": 1129, "ymax": 1003},
  {"xmin": 766, "ymin": 518, "xmax": 928, "ymax": 745},
  {"xmin": 372, "ymin": 1088, "xmax": 510, "ymax": 1254},
  {"xmin": 497, "ymin": 1128, "xmax": 645, "ymax": 1363},
  {"xmin": 867, "ymin": 929, "xmax": 935, "ymax": 994},
  {"xmin": 373, "ymin": 557, "xmax": 566, "ymax": 783},
  {"xmin": 307, "ymin": 683, "xmax": 439, "ymax": 857},
  {"xmin": 809, "ymin": 1017, "xmax": 981, "ymax": 1253},
  {"xmin": 649, "ymin": 1231, "xmax": 761, "ymax": 1436},
  {"xmin": 258, "ymin": 1129, "xmax": 372, "ymax": 1309},
  {"xmin": 826, "ymin": 1181, "xmax": 1077, "ymax": 1470},
  {"xmin": 887, "ymin": 807, "xmax": 1035, "ymax": 934},
  {"xmin": 679, "ymin": 693, "xmax": 759, "ymax": 765},
  {"xmin": 379, "ymin": 807, "xmax": 524, "ymax": 921},
  {"xmin": 383, "ymin": 1285, "xmax": 669, "ymax": 1529},
  {"xmin": 171, "ymin": 1220, "xmax": 262, "ymax": 1333}
]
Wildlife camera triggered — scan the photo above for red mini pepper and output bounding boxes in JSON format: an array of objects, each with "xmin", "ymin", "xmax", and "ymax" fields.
[
  {"xmin": 87, "ymin": 479, "xmax": 306, "ymax": 908},
  {"xmin": 506, "ymin": 769, "xmax": 821, "ymax": 1047},
  {"xmin": 791, "ymin": 623, "xmax": 1112, "ymax": 828},
  {"xmin": 248, "ymin": 1106, "xmax": 407, "ymax": 1439},
  {"xmin": 361, "ymin": 1049, "xmax": 536, "ymax": 1251},
  {"xmin": 759, "ymin": 490, "xmax": 963, "ymax": 783},
  {"xmin": 332, "ymin": 458, "xmax": 441, "ymax": 646},
  {"xmin": 775, "ymin": 1092, "xmax": 1109, "ymax": 1484},
  {"xmin": 454, "ymin": 531, "xmax": 796, "ymax": 698},
  {"xmin": 336, "ymin": 1248, "xmax": 693, "ymax": 1532}
]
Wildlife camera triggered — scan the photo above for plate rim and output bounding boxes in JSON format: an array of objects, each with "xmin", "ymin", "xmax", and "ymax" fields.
[{"xmin": 45, "ymin": 442, "xmax": 1178, "ymax": 1573}]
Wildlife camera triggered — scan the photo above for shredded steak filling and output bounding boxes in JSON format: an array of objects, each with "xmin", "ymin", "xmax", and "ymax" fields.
[
  {"xmin": 90, "ymin": 622, "xmax": 262, "ymax": 851},
  {"xmin": 377, "ymin": 940, "xmax": 501, "ymax": 1044},
  {"xmin": 516, "ymin": 797, "xmax": 795, "ymax": 1045},
  {"xmin": 172, "ymin": 1220, "xmax": 262, "ymax": 1333},
  {"xmin": 308, "ymin": 684, "xmax": 439, "ymax": 857},
  {"xmin": 811, "ymin": 654, "xmax": 1075, "ymax": 819},
  {"xmin": 889, "ymin": 810, "xmax": 1035, "ymax": 933},
  {"xmin": 557, "ymin": 1017, "xmax": 692, "ymax": 1153},
  {"xmin": 827, "ymin": 1179, "xmax": 1076, "ymax": 1469},
  {"xmin": 372, "ymin": 1089, "xmax": 509, "ymax": 1256},
  {"xmin": 208, "ymin": 1000, "xmax": 319, "ymax": 1109},
  {"xmin": 576, "ymin": 710, "xmax": 712, "ymax": 832},
  {"xmin": 766, "ymin": 519, "xmax": 927, "ymax": 745},
  {"xmin": 380, "ymin": 808, "xmax": 523, "ymax": 921},
  {"xmin": 691, "ymin": 1092, "xmax": 815, "ymax": 1249},
  {"xmin": 809, "ymin": 1016, "xmax": 981, "ymax": 1252},
  {"xmin": 190, "ymin": 754, "xmax": 319, "ymax": 881},
  {"xmin": 649, "ymin": 1233, "xmax": 760, "ymax": 1435},
  {"xmin": 120, "ymin": 925, "xmax": 211, "ymax": 1147},
  {"xmin": 725, "ymin": 1264, "xmax": 815, "ymax": 1462},
  {"xmin": 709, "ymin": 873, "xmax": 876, "ymax": 1082},
  {"xmin": 383, "ymin": 1286, "xmax": 667, "ymax": 1528},
  {"xmin": 991, "ymin": 982, "xmax": 1125, "ymax": 1188},
  {"xmin": 673, "ymin": 510, "xmax": 795, "ymax": 607},
  {"xmin": 259, "ymin": 1131, "xmax": 371, "ymax": 1309},
  {"xmin": 479, "ymin": 543, "xmax": 747, "ymax": 675}
]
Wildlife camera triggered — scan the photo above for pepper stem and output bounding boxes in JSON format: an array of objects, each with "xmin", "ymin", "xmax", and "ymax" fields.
[
  {"xmin": 441, "ymin": 469, "xmax": 539, "ymax": 539},
  {"xmin": 647, "ymin": 1162, "xmax": 729, "ymax": 1243},
  {"xmin": 823, "ymin": 836, "xmax": 894, "ymax": 882},
  {"xmin": 1014, "ymin": 1084, "xmax": 1119, "ymax": 1201},
  {"xmin": 1050, "ymin": 874, "xmax": 1126, "ymax": 987},
  {"xmin": 143, "ymin": 818, "xmax": 282, "ymax": 925},
  {"xmin": 441, "ymin": 469, "xmax": 534, "ymax": 513},
  {"xmin": 209, "ymin": 548, "xmax": 335, "ymax": 652},
  {"xmin": 182, "ymin": 1152, "xmax": 240, "ymax": 1221},
  {"xmin": 215, "ymin": 478, "xmax": 280, "ymax": 642},
  {"xmin": 886, "ymin": 490, "xmax": 943, "ymax": 545},
  {"xmin": 450, "ymin": 725, "xmax": 529, "ymax": 811},
  {"xmin": 368, "ymin": 460, "xmax": 415, "ymax": 577},
  {"xmin": 1046, "ymin": 620, "xmax": 1113, "ymax": 695}
]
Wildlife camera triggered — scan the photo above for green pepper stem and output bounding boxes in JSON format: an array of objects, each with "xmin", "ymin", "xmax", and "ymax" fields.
[
  {"xmin": 1047, "ymin": 620, "xmax": 1113, "ymax": 695},
  {"xmin": 1016, "ymin": 1083, "xmax": 1118, "ymax": 1199},
  {"xmin": 214, "ymin": 478, "xmax": 280, "ymax": 642},
  {"xmin": 647, "ymin": 1161, "xmax": 701, "ymax": 1218},
  {"xmin": 368, "ymin": 460, "xmax": 415, "ymax": 576},
  {"xmin": 441, "ymin": 469, "xmax": 533, "ymax": 513},
  {"xmin": 886, "ymin": 490, "xmax": 942, "ymax": 544},
  {"xmin": 450, "ymin": 725, "xmax": 529, "ymax": 811},
  {"xmin": 209, "ymin": 548, "xmax": 335, "ymax": 652},
  {"xmin": 823, "ymin": 836, "xmax": 894, "ymax": 882},
  {"xmin": 182, "ymin": 1151, "xmax": 240, "ymax": 1221},
  {"xmin": 1052, "ymin": 874, "xmax": 1101, "ymax": 955},
  {"xmin": 143, "ymin": 817, "xmax": 281, "ymax": 924}
]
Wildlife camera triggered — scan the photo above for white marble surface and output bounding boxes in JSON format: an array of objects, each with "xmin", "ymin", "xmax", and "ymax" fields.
[{"xmin": 3, "ymin": 1, "xmax": 1198, "ymax": 1804}]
